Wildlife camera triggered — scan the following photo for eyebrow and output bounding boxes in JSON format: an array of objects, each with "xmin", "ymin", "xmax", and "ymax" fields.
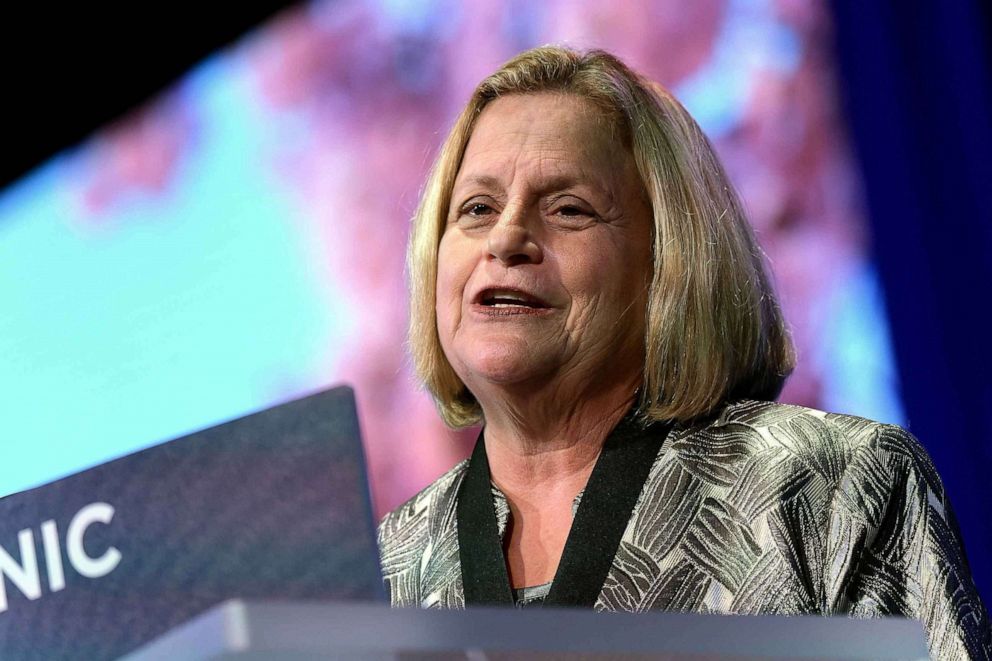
[
  {"xmin": 452, "ymin": 174, "xmax": 503, "ymax": 191},
  {"xmin": 453, "ymin": 173, "xmax": 597, "ymax": 195}
]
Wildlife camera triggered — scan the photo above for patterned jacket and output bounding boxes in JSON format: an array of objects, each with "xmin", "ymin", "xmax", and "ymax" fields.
[{"xmin": 378, "ymin": 400, "xmax": 992, "ymax": 660}]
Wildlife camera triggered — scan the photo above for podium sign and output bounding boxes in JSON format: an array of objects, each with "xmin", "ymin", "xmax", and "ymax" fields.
[{"xmin": 0, "ymin": 386, "xmax": 384, "ymax": 660}]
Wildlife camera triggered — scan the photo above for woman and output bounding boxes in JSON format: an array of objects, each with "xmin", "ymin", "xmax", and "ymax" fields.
[{"xmin": 377, "ymin": 46, "xmax": 991, "ymax": 659}]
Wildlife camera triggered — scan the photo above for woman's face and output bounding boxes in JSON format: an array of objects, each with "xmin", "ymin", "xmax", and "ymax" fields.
[{"xmin": 436, "ymin": 93, "xmax": 653, "ymax": 398}]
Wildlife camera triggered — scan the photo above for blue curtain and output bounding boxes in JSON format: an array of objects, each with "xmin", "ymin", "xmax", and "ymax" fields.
[{"xmin": 831, "ymin": 0, "xmax": 992, "ymax": 603}]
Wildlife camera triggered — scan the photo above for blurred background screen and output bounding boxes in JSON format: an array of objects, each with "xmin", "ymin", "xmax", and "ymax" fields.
[{"xmin": 1, "ymin": 0, "xmax": 989, "ymax": 602}]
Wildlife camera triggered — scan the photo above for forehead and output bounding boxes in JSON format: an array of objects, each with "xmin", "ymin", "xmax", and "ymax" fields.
[{"xmin": 455, "ymin": 93, "xmax": 634, "ymax": 191}]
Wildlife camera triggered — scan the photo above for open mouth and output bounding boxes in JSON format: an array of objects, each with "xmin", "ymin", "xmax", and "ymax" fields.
[{"xmin": 476, "ymin": 288, "xmax": 549, "ymax": 309}]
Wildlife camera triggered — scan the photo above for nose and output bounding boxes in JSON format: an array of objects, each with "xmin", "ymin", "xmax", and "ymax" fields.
[{"xmin": 487, "ymin": 206, "xmax": 543, "ymax": 266}]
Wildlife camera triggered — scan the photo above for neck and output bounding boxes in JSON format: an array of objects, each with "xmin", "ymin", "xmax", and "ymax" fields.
[{"xmin": 479, "ymin": 372, "xmax": 640, "ymax": 497}]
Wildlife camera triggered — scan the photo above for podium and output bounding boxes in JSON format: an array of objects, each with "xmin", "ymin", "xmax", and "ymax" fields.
[
  {"xmin": 0, "ymin": 388, "xmax": 384, "ymax": 660},
  {"xmin": 122, "ymin": 600, "xmax": 930, "ymax": 660}
]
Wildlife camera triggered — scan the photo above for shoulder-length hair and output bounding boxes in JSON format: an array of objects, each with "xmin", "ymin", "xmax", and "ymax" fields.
[{"xmin": 408, "ymin": 46, "xmax": 795, "ymax": 428}]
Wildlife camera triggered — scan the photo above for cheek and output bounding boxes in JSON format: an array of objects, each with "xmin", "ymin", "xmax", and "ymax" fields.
[
  {"xmin": 435, "ymin": 236, "xmax": 470, "ymax": 335},
  {"xmin": 559, "ymin": 237, "xmax": 634, "ymax": 298},
  {"xmin": 558, "ymin": 237, "xmax": 651, "ymax": 328}
]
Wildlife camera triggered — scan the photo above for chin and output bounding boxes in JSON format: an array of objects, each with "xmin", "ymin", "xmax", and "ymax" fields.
[{"xmin": 456, "ymin": 341, "xmax": 553, "ymax": 387}]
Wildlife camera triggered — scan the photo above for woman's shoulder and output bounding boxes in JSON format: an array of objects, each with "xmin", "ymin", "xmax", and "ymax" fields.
[
  {"xmin": 700, "ymin": 399, "xmax": 942, "ymax": 490},
  {"xmin": 712, "ymin": 399, "xmax": 923, "ymax": 448},
  {"xmin": 714, "ymin": 398, "xmax": 894, "ymax": 434},
  {"xmin": 377, "ymin": 459, "xmax": 468, "ymax": 551}
]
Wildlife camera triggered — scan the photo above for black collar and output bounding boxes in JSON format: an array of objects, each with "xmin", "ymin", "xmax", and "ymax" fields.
[{"xmin": 456, "ymin": 411, "xmax": 674, "ymax": 608}]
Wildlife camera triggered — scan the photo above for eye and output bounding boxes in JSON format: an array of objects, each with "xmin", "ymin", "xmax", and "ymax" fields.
[
  {"xmin": 556, "ymin": 205, "xmax": 586, "ymax": 217},
  {"xmin": 466, "ymin": 203, "xmax": 494, "ymax": 216},
  {"xmin": 550, "ymin": 201, "xmax": 597, "ymax": 228},
  {"xmin": 454, "ymin": 199, "xmax": 499, "ymax": 229}
]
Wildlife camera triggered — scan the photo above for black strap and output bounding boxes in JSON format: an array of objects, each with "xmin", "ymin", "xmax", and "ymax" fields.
[
  {"xmin": 456, "ymin": 411, "xmax": 673, "ymax": 608},
  {"xmin": 456, "ymin": 432, "xmax": 514, "ymax": 605}
]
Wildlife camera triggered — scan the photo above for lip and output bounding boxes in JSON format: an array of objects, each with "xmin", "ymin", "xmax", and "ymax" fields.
[{"xmin": 469, "ymin": 285, "xmax": 556, "ymax": 317}]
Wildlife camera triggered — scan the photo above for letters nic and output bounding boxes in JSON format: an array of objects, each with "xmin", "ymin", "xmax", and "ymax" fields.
[{"xmin": 0, "ymin": 502, "xmax": 121, "ymax": 613}]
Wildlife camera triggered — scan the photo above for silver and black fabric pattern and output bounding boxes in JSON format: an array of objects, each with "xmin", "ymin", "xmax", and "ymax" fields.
[{"xmin": 378, "ymin": 400, "xmax": 992, "ymax": 660}]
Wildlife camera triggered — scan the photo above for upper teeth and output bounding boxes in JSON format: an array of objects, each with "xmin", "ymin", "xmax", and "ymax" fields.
[{"xmin": 486, "ymin": 290, "xmax": 533, "ymax": 305}]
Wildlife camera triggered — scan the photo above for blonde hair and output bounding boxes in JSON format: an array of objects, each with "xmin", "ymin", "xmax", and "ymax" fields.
[{"xmin": 408, "ymin": 46, "xmax": 795, "ymax": 428}]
